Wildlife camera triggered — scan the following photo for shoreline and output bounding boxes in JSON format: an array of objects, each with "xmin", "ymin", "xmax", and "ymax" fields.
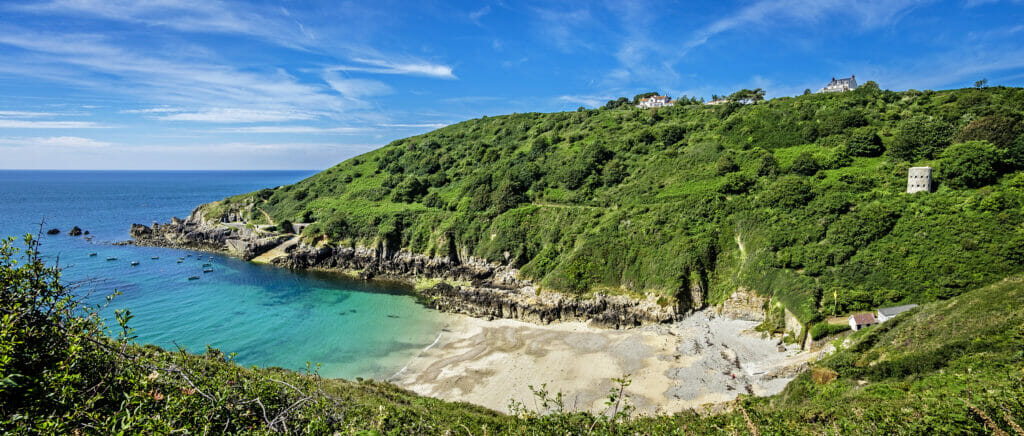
[
  {"xmin": 128, "ymin": 212, "xmax": 692, "ymax": 329},
  {"xmin": 389, "ymin": 310, "xmax": 812, "ymax": 416}
]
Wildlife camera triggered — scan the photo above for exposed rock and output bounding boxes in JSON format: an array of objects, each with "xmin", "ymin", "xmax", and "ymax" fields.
[
  {"xmin": 46, "ymin": 228, "xmax": 60, "ymax": 235},
  {"xmin": 129, "ymin": 206, "xmax": 283, "ymax": 260},
  {"xmin": 718, "ymin": 288, "xmax": 767, "ymax": 322},
  {"xmin": 131, "ymin": 209, "xmax": 686, "ymax": 328},
  {"xmin": 68, "ymin": 226, "xmax": 83, "ymax": 236}
]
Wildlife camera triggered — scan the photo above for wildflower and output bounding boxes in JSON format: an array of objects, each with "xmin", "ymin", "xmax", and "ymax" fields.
[
  {"xmin": 146, "ymin": 371, "xmax": 159, "ymax": 381},
  {"xmin": 180, "ymin": 387, "xmax": 196, "ymax": 395},
  {"xmin": 148, "ymin": 390, "xmax": 164, "ymax": 401}
]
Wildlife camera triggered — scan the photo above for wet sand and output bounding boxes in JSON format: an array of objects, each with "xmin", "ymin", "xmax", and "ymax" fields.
[{"xmin": 390, "ymin": 311, "xmax": 811, "ymax": 416}]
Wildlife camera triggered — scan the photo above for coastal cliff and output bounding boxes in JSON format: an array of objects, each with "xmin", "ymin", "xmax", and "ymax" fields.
[{"xmin": 129, "ymin": 212, "xmax": 686, "ymax": 328}]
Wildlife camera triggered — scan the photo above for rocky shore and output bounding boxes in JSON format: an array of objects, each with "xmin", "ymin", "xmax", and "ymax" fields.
[{"xmin": 129, "ymin": 210, "xmax": 689, "ymax": 329}]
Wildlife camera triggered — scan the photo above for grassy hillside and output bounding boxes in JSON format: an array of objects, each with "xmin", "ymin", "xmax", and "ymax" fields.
[
  {"xmin": 3, "ymin": 235, "xmax": 1021, "ymax": 434},
  {"xmin": 207, "ymin": 85, "xmax": 1024, "ymax": 325}
]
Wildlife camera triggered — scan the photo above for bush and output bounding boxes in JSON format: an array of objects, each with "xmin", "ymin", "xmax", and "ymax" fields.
[
  {"xmin": 790, "ymin": 152, "xmax": 820, "ymax": 175},
  {"xmin": 940, "ymin": 140, "xmax": 1000, "ymax": 189},
  {"xmin": 889, "ymin": 115, "xmax": 953, "ymax": 161},
  {"xmin": 809, "ymin": 322, "xmax": 851, "ymax": 340},
  {"xmin": 846, "ymin": 127, "xmax": 884, "ymax": 157}
]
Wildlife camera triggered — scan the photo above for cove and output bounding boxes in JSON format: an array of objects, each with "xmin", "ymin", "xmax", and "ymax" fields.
[{"xmin": 0, "ymin": 170, "xmax": 449, "ymax": 380}]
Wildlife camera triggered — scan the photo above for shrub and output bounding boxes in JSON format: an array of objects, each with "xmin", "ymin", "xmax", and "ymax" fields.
[
  {"xmin": 940, "ymin": 140, "xmax": 1000, "ymax": 189},
  {"xmin": 809, "ymin": 322, "xmax": 851, "ymax": 340},
  {"xmin": 790, "ymin": 152, "xmax": 820, "ymax": 175},
  {"xmin": 846, "ymin": 127, "xmax": 884, "ymax": 157}
]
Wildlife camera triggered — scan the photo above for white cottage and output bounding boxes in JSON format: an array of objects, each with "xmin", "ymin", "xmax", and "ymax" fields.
[
  {"xmin": 848, "ymin": 312, "xmax": 877, "ymax": 331},
  {"xmin": 636, "ymin": 95, "xmax": 672, "ymax": 109},
  {"xmin": 819, "ymin": 75, "xmax": 858, "ymax": 93}
]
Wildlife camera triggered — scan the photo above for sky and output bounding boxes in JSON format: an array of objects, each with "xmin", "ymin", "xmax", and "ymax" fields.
[{"xmin": 1, "ymin": 0, "xmax": 1023, "ymax": 170}]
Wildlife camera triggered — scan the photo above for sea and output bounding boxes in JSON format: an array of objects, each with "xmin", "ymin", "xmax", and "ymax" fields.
[{"xmin": 0, "ymin": 170, "xmax": 449, "ymax": 380}]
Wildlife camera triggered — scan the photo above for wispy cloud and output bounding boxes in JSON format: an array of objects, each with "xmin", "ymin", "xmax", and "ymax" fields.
[
  {"xmin": 686, "ymin": 0, "xmax": 930, "ymax": 51},
  {"xmin": 0, "ymin": 110, "xmax": 59, "ymax": 117},
  {"xmin": 323, "ymin": 75, "xmax": 394, "ymax": 99},
  {"xmin": 330, "ymin": 58, "xmax": 456, "ymax": 79},
  {"xmin": 156, "ymin": 108, "xmax": 319, "ymax": 123},
  {"xmin": 0, "ymin": 136, "xmax": 111, "ymax": 147},
  {"xmin": 0, "ymin": 119, "xmax": 104, "ymax": 128},
  {"xmin": 378, "ymin": 123, "xmax": 449, "ymax": 129},
  {"xmin": 219, "ymin": 126, "xmax": 374, "ymax": 134},
  {"xmin": 13, "ymin": 0, "xmax": 311, "ymax": 49},
  {"xmin": 557, "ymin": 94, "xmax": 611, "ymax": 108}
]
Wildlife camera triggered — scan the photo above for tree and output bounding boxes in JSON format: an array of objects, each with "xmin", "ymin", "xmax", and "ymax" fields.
[
  {"xmin": 940, "ymin": 140, "xmax": 1000, "ymax": 189},
  {"xmin": 790, "ymin": 152, "xmax": 820, "ymax": 176},
  {"xmin": 846, "ymin": 127, "xmax": 884, "ymax": 157},
  {"xmin": 975, "ymin": 78, "xmax": 988, "ymax": 88},
  {"xmin": 715, "ymin": 154, "xmax": 739, "ymax": 175},
  {"xmin": 757, "ymin": 152, "xmax": 779, "ymax": 177},
  {"xmin": 803, "ymin": 89, "xmax": 812, "ymax": 96},
  {"xmin": 889, "ymin": 115, "xmax": 953, "ymax": 161},
  {"xmin": 391, "ymin": 176, "xmax": 428, "ymax": 203}
]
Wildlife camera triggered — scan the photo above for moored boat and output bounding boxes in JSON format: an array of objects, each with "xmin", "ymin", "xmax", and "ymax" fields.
[
  {"xmin": 89, "ymin": 252, "xmax": 98, "ymax": 257},
  {"xmin": 130, "ymin": 261, "xmax": 139, "ymax": 266},
  {"xmin": 106, "ymin": 257, "xmax": 117, "ymax": 261},
  {"xmin": 188, "ymin": 276, "xmax": 200, "ymax": 280}
]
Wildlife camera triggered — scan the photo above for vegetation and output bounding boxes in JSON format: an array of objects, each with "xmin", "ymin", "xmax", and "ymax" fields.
[
  {"xmin": 204, "ymin": 86, "xmax": 1024, "ymax": 327},
  {"xmin": 3, "ymin": 235, "xmax": 1022, "ymax": 433}
]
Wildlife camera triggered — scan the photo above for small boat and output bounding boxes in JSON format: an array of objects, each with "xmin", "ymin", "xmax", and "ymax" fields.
[
  {"xmin": 187, "ymin": 254, "xmax": 192, "ymax": 257},
  {"xmin": 208, "ymin": 256, "xmax": 213, "ymax": 260},
  {"xmin": 151, "ymin": 256, "xmax": 159, "ymax": 260},
  {"xmin": 203, "ymin": 268, "xmax": 214, "ymax": 273},
  {"xmin": 178, "ymin": 257, "xmax": 185, "ymax": 261},
  {"xmin": 202, "ymin": 263, "xmax": 211, "ymax": 267},
  {"xmin": 89, "ymin": 252, "xmax": 97, "ymax": 257},
  {"xmin": 106, "ymin": 257, "xmax": 117, "ymax": 261},
  {"xmin": 188, "ymin": 276, "xmax": 200, "ymax": 280},
  {"xmin": 130, "ymin": 261, "xmax": 140, "ymax": 266},
  {"xmin": 177, "ymin": 259, "xmax": 184, "ymax": 263}
]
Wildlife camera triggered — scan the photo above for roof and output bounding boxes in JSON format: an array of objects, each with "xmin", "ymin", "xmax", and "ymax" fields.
[
  {"xmin": 878, "ymin": 304, "xmax": 919, "ymax": 317},
  {"xmin": 851, "ymin": 313, "xmax": 877, "ymax": 325}
]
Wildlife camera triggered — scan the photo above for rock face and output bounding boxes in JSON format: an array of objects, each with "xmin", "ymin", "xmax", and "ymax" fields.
[
  {"xmin": 131, "ymin": 207, "xmax": 685, "ymax": 329},
  {"xmin": 718, "ymin": 288, "xmax": 768, "ymax": 322},
  {"xmin": 68, "ymin": 226, "xmax": 83, "ymax": 236},
  {"xmin": 271, "ymin": 244, "xmax": 683, "ymax": 328},
  {"xmin": 129, "ymin": 207, "xmax": 286, "ymax": 260}
]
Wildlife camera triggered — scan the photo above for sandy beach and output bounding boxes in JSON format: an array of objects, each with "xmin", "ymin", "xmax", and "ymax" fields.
[{"xmin": 390, "ymin": 311, "xmax": 812, "ymax": 416}]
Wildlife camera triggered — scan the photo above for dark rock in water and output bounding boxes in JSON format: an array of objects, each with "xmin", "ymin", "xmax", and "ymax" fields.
[
  {"xmin": 84, "ymin": 230, "xmax": 90, "ymax": 235},
  {"xmin": 46, "ymin": 228, "xmax": 60, "ymax": 235},
  {"xmin": 68, "ymin": 226, "xmax": 83, "ymax": 236}
]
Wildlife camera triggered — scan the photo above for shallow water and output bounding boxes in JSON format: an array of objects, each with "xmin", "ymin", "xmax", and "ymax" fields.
[{"xmin": 0, "ymin": 170, "xmax": 449, "ymax": 379}]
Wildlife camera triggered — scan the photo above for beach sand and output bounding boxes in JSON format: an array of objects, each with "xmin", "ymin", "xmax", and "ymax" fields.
[{"xmin": 390, "ymin": 311, "xmax": 812, "ymax": 416}]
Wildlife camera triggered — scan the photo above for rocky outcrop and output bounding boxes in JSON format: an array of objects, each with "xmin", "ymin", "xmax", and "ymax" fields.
[
  {"xmin": 270, "ymin": 244, "xmax": 682, "ymax": 328},
  {"xmin": 68, "ymin": 226, "xmax": 83, "ymax": 236},
  {"xmin": 129, "ymin": 207, "xmax": 285, "ymax": 260},
  {"xmin": 46, "ymin": 228, "xmax": 60, "ymax": 235},
  {"xmin": 718, "ymin": 288, "xmax": 768, "ymax": 322},
  {"xmin": 131, "ymin": 208, "xmax": 684, "ymax": 328}
]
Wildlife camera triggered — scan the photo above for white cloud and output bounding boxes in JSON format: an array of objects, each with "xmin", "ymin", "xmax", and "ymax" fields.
[
  {"xmin": 120, "ymin": 107, "xmax": 183, "ymax": 114},
  {"xmin": 0, "ymin": 136, "xmax": 111, "ymax": 147},
  {"xmin": 378, "ymin": 123, "xmax": 449, "ymax": 129},
  {"xmin": 557, "ymin": 95, "xmax": 611, "ymax": 108},
  {"xmin": 219, "ymin": 126, "xmax": 375, "ymax": 134},
  {"xmin": 330, "ymin": 58, "xmax": 456, "ymax": 79},
  {"xmin": 323, "ymin": 75, "xmax": 394, "ymax": 99},
  {"xmin": 156, "ymin": 108, "xmax": 319, "ymax": 123},
  {"xmin": 0, "ymin": 110, "xmax": 59, "ymax": 118},
  {"xmin": 686, "ymin": 0, "xmax": 931, "ymax": 51},
  {"xmin": 0, "ymin": 119, "xmax": 104, "ymax": 128}
]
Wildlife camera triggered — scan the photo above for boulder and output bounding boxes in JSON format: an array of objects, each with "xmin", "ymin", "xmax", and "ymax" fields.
[
  {"xmin": 46, "ymin": 228, "xmax": 60, "ymax": 235},
  {"xmin": 68, "ymin": 226, "xmax": 83, "ymax": 236}
]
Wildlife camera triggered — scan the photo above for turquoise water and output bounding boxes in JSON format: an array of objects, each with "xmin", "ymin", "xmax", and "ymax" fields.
[{"xmin": 0, "ymin": 170, "xmax": 449, "ymax": 380}]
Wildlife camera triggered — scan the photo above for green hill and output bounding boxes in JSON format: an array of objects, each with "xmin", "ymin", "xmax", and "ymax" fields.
[
  {"xmin": 3, "ymin": 235, "xmax": 1022, "ymax": 433},
  {"xmin": 206, "ymin": 85, "xmax": 1024, "ymax": 326}
]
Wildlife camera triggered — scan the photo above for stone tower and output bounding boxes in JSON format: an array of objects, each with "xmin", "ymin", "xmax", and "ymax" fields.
[{"xmin": 907, "ymin": 167, "xmax": 931, "ymax": 193}]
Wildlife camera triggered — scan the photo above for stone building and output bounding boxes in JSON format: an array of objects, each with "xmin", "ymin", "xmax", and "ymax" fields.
[
  {"xmin": 848, "ymin": 312, "xmax": 877, "ymax": 331},
  {"xmin": 907, "ymin": 166, "xmax": 932, "ymax": 193}
]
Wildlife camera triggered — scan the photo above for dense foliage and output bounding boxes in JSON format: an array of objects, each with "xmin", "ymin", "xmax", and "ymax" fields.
[
  {"xmin": 207, "ymin": 86, "xmax": 1024, "ymax": 326},
  {"xmin": 3, "ymin": 236, "xmax": 1021, "ymax": 434}
]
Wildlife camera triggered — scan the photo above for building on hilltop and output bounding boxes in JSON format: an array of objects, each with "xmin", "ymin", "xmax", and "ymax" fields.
[
  {"xmin": 819, "ymin": 75, "xmax": 858, "ymax": 93},
  {"xmin": 876, "ymin": 304, "xmax": 918, "ymax": 322},
  {"xmin": 848, "ymin": 312, "xmax": 877, "ymax": 331},
  {"xmin": 907, "ymin": 167, "xmax": 932, "ymax": 193},
  {"xmin": 705, "ymin": 98, "xmax": 729, "ymax": 106},
  {"xmin": 636, "ymin": 95, "xmax": 672, "ymax": 109}
]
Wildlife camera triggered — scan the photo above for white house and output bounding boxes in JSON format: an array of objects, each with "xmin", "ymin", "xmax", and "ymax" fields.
[
  {"xmin": 636, "ymin": 95, "xmax": 672, "ymax": 108},
  {"xmin": 876, "ymin": 304, "xmax": 919, "ymax": 323},
  {"xmin": 848, "ymin": 312, "xmax": 877, "ymax": 331},
  {"xmin": 819, "ymin": 75, "xmax": 858, "ymax": 93}
]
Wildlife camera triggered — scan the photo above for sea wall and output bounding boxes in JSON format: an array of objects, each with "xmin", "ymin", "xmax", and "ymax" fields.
[{"xmin": 129, "ymin": 213, "xmax": 684, "ymax": 329}]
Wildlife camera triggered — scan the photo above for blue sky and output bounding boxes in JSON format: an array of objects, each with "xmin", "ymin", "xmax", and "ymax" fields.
[{"xmin": 1, "ymin": 0, "xmax": 1023, "ymax": 170}]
